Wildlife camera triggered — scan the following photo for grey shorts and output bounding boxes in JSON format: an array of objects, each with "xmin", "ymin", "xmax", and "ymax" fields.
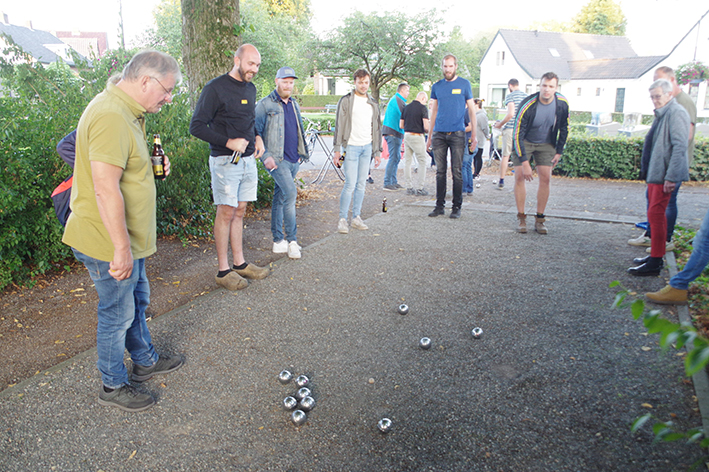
[
  {"xmin": 209, "ymin": 154, "xmax": 258, "ymax": 206},
  {"xmin": 512, "ymin": 141, "xmax": 556, "ymax": 167}
]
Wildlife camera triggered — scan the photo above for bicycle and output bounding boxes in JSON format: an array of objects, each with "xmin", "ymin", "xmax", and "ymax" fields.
[{"xmin": 304, "ymin": 117, "xmax": 345, "ymax": 184}]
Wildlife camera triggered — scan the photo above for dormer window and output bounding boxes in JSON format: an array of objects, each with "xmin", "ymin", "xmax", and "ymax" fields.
[{"xmin": 548, "ymin": 48, "xmax": 560, "ymax": 57}]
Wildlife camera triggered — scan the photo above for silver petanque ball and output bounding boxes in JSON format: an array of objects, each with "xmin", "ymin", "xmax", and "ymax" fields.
[
  {"xmin": 295, "ymin": 387, "xmax": 312, "ymax": 400},
  {"xmin": 377, "ymin": 418, "xmax": 392, "ymax": 433},
  {"xmin": 291, "ymin": 409, "xmax": 307, "ymax": 426},
  {"xmin": 278, "ymin": 370, "xmax": 293, "ymax": 384},
  {"xmin": 475, "ymin": 183, "xmax": 481, "ymax": 188},
  {"xmin": 295, "ymin": 375, "xmax": 310, "ymax": 388},
  {"xmin": 472, "ymin": 327, "xmax": 483, "ymax": 339},
  {"xmin": 419, "ymin": 337, "xmax": 432, "ymax": 350},
  {"xmin": 299, "ymin": 396, "xmax": 316, "ymax": 412},
  {"xmin": 283, "ymin": 396, "xmax": 298, "ymax": 410},
  {"xmin": 492, "ymin": 179, "xmax": 498, "ymax": 185},
  {"xmin": 397, "ymin": 304, "xmax": 409, "ymax": 315}
]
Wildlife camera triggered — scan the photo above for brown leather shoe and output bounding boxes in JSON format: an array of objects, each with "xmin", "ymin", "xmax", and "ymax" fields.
[
  {"xmin": 215, "ymin": 271, "xmax": 248, "ymax": 291},
  {"xmin": 516, "ymin": 213, "xmax": 527, "ymax": 233},
  {"xmin": 535, "ymin": 216, "xmax": 548, "ymax": 234},
  {"xmin": 645, "ymin": 285, "xmax": 688, "ymax": 305},
  {"xmin": 235, "ymin": 263, "xmax": 270, "ymax": 280}
]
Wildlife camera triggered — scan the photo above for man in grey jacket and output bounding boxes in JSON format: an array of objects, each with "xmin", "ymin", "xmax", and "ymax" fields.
[
  {"xmin": 255, "ymin": 66, "xmax": 308, "ymax": 259},
  {"xmin": 333, "ymin": 69, "xmax": 382, "ymax": 234},
  {"xmin": 628, "ymin": 79, "xmax": 689, "ymax": 276}
]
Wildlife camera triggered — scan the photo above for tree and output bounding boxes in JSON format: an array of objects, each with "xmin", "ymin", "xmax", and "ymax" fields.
[
  {"xmin": 140, "ymin": 0, "xmax": 183, "ymax": 62},
  {"xmin": 318, "ymin": 10, "xmax": 442, "ymax": 101},
  {"xmin": 571, "ymin": 0, "xmax": 626, "ymax": 36},
  {"xmin": 182, "ymin": 0, "xmax": 241, "ymax": 107},
  {"xmin": 438, "ymin": 27, "xmax": 492, "ymax": 87}
]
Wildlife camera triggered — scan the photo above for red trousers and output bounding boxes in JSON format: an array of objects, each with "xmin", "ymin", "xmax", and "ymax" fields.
[{"xmin": 647, "ymin": 184, "xmax": 671, "ymax": 258}]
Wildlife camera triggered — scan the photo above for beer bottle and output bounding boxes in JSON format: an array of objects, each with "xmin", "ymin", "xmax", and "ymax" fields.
[
  {"xmin": 151, "ymin": 134, "xmax": 166, "ymax": 180},
  {"xmin": 382, "ymin": 198, "xmax": 387, "ymax": 213}
]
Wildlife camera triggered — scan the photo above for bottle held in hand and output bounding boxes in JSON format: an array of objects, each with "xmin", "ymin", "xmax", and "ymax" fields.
[{"xmin": 151, "ymin": 134, "xmax": 166, "ymax": 180}]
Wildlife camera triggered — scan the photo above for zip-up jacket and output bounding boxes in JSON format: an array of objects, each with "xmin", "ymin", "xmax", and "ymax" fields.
[
  {"xmin": 513, "ymin": 92, "xmax": 569, "ymax": 163},
  {"xmin": 333, "ymin": 91, "xmax": 382, "ymax": 157},
  {"xmin": 254, "ymin": 89, "xmax": 308, "ymax": 165}
]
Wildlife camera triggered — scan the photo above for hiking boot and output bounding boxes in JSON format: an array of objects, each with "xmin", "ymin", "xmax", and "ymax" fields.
[
  {"xmin": 215, "ymin": 271, "xmax": 248, "ymax": 291},
  {"xmin": 516, "ymin": 213, "xmax": 527, "ymax": 233},
  {"xmin": 132, "ymin": 354, "xmax": 184, "ymax": 382},
  {"xmin": 235, "ymin": 263, "xmax": 270, "ymax": 280},
  {"xmin": 98, "ymin": 384, "xmax": 155, "ymax": 412},
  {"xmin": 416, "ymin": 189, "xmax": 429, "ymax": 196},
  {"xmin": 646, "ymin": 241, "xmax": 676, "ymax": 253},
  {"xmin": 428, "ymin": 207, "xmax": 444, "ymax": 217},
  {"xmin": 535, "ymin": 216, "xmax": 548, "ymax": 234},
  {"xmin": 645, "ymin": 285, "xmax": 688, "ymax": 305},
  {"xmin": 352, "ymin": 215, "xmax": 368, "ymax": 230},
  {"xmin": 287, "ymin": 241, "xmax": 301, "ymax": 259},
  {"xmin": 628, "ymin": 232, "xmax": 651, "ymax": 247},
  {"xmin": 272, "ymin": 240, "xmax": 288, "ymax": 254},
  {"xmin": 383, "ymin": 184, "xmax": 399, "ymax": 191},
  {"xmin": 338, "ymin": 218, "xmax": 349, "ymax": 234}
]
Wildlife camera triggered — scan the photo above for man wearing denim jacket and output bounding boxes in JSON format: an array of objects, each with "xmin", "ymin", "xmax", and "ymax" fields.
[{"xmin": 255, "ymin": 66, "xmax": 308, "ymax": 259}]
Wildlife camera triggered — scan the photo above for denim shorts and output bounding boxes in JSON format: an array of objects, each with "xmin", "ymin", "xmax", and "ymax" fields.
[{"xmin": 209, "ymin": 154, "xmax": 258, "ymax": 206}]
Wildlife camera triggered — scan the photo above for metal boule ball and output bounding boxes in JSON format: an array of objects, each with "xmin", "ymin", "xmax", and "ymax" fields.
[
  {"xmin": 377, "ymin": 418, "xmax": 392, "ymax": 433},
  {"xmin": 278, "ymin": 370, "xmax": 293, "ymax": 384},
  {"xmin": 492, "ymin": 179, "xmax": 498, "ymax": 185},
  {"xmin": 397, "ymin": 304, "xmax": 409, "ymax": 315},
  {"xmin": 299, "ymin": 396, "xmax": 316, "ymax": 412},
  {"xmin": 475, "ymin": 183, "xmax": 481, "ymax": 188},
  {"xmin": 471, "ymin": 327, "xmax": 483, "ymax": 339},
  {"xmin": 419, "ymin": 337, "xmax": 432, "ymax": 350},
  {"xmin": 291, "ymin": 409, "xmax": 307, "ymax": 426},
  {"xmin": 295, "ymin": 387, "xmax": 312, "ymax": 400},
  {"xmin": 283, "ymin": 396, "xmax": 298, "ymax": 410},
  {"xmin": 295, "ymin": 375, "xmax": 310, "ymax": 388}
]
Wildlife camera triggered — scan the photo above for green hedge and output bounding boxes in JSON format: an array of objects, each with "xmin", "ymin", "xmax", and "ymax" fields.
[{"xmin": 295, "ymin": 94, "xmax": 342, "ymax": 108}]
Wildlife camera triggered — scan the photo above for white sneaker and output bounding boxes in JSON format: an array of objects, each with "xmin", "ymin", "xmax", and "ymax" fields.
[
  {"xmin": 272, "ymin": 240, "xmax": 288, "ymax": 253},
  {"xmin": 646, "ymin": 241, "xmax": 675, "ymax": 253},
  {"xmin": 287, "ymin": 241, "xmax": 301, "ymax": 259},
  {"xmin": 351, "ymin": 215, "xmax": 368, "ymax": 230},
  {"xmin": 628, "ymin": 232, "xmax": 651, "ymax": 247},
  {"xmin": 337, "ymin": 218, "xmax": 349, "ymax": 234}
]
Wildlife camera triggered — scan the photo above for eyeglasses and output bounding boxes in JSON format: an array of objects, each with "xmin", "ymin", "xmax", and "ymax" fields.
[
  {"xmin": 150, "ymin": 76, "xmax": 174, "ymax": 97},
  {"xmin": 650, "ymin": 93, "xmax": 667, "ymax": 100}
]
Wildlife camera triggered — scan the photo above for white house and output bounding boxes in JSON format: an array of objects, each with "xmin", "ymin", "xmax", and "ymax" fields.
[{"xmin": 479, "ymin": 26, "xmax": 709, "ymax": 119}]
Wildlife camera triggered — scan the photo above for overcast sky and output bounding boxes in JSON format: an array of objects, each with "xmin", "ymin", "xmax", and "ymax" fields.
[{"xmin": 1, "ymin": 0, "xmax": 706, "ymax": 59}]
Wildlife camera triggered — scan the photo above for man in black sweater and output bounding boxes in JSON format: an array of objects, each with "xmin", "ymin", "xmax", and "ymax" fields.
[{"xmin": 190, "ymin": 44, "xmax": 269, "ymax": 291}]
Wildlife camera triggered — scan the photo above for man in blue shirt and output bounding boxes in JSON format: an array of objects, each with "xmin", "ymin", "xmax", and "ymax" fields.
[
  {"xmin": 255, "ymin": 66, "xmax": 309, "ymax": 260},
  {"xmin": 426, "ymin": 54, "xmax": 476, "ymax": 219},
  {"xmin": 382, "ymin": 83, "xmax": 410, "ymax": 191}
]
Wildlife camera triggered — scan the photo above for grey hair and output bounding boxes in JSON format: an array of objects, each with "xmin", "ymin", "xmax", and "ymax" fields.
[
  {"xmin": 649, "ymin": 79, "xmax": 672, "ymax": 95},
  {"xmin": 121, "ymin": 50, "xmax": 181, "ymax": 84}
]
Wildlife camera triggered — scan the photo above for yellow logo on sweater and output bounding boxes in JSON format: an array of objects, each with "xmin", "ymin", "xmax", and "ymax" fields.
[
  {"xmin": 452, "ymin": 89, "xmax": 461, "ymax": 94},
  {"xmin": 241, "ymin": 99, "xmax": 248, "ymax": 104}
]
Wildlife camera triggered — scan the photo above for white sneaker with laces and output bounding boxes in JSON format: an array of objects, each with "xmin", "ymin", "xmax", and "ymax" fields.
[
  {"xmin": 337, "ymin": 218, "xmax": 349, "ymax": 234},
  {"xmin": 351, "ymin": 215, "xmax": 368, "ymax": 230},
  {"xmin": 287, "ymin": 241, "xmax": 301, "ymax": 259},
  {"xmin": 646, "ymin": 241, "xmax": 676, "ymax": 253},
  {"xmin": 628, "ymin": 232, "xmax": 651, "ymax": 247},
  {"xmin": 272, "ymin": 240, "xmax": 288, "ymax": 253}
]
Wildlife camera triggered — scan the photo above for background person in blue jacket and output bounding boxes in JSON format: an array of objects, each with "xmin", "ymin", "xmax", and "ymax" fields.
[
  {"xmin": 255, "ymin": 66, "xmax": 308, "ymax": 260},
  {"xmin": 382, "ymin": 83, "xmax": 410, "ymax": 191}
]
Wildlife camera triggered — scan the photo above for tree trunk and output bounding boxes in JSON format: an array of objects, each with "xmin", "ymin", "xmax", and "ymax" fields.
[{"xmin": 182, "ymin": 0, "xmax": 240, "ymax": 109}]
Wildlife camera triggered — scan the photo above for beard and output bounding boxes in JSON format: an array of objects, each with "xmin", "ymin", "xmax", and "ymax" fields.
[
  {"xmin": 443, "ymin": 70, "xmax": 455, "ymax": 80},
  {"xmin": 239, "ymin": 64, "xmax": 255, "ymax": 82}
]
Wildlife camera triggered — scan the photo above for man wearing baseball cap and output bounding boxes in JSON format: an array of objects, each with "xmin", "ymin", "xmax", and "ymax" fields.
[{"xmin": 255, "ymin": 66, "xmax": 309, "ymax": 259}]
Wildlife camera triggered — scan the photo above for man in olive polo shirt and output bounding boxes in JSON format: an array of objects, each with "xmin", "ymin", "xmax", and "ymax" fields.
[{"xmin": 63, "ymin": 50, "xmax": 184, "ymax": 412}]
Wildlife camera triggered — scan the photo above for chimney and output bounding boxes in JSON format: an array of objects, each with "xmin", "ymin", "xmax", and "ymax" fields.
[
  {"xmin": 2, "ymin": 12, "xmax": 8, "ymax": 24},
  {"xmin": 25, "ymin": 20, "xmax": 33, "ymax": 30}
]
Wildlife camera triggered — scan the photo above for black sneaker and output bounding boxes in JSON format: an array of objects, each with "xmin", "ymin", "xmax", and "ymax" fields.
[
  {"xmin": 367, "ymin": 177, "xmax": 374, "ymax": 184},
  {"xmin": 98, "ymin": 384, "xmax": 155, "ymax": 412},
  {"xmin": 394, "ymin": 183, "xmax": 404, "ymax": 189},
  {"xmin": 449, "ymin": 208, "xmax": 461, "ymax": 219},
  {"xmin": 428, "ymin": 207, "xmax": 445, "ymax": 217},
  {"xmin": 132, "ymin": 354, "xmax": 184, "ymax": 382},
  {"xmin": 406, "ymin": 188, "xmax": 415, "ymax": 195},
  {"xmin": 383, "ymin": 184, "xmax": 399, "ymax": 191}
]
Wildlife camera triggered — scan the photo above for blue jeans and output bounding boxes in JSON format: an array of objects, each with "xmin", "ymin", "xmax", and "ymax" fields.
[
  {"xmin": 339, "ymin": 143, "xmax": 372, "ymax": 219},
  {"xmin": 646, "ymin": 182, "xmax": 682, "ymax": 241},
  {"xmin": 72, "ymin": 249, "xmax": 158, "ymax": 388},
  {"xmin": 432, "ymin": 131, "xmax": 465, "ymax": 209},
  {"xmin": 462, "ymin": 148, "xmax": 474, "ymax": 193},
  {"xmin": 671, "ymin": 208, "xmax": 709, "ymax": 290},
  {"xmin": 384, "ymin": 135, "xmax": 402, "ymax": 186},
  {"xmin": 270, "ymin": 159, "xmax": 300, "ymax": 242}
]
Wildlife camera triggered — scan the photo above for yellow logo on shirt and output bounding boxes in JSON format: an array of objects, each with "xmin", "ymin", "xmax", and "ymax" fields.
[
  {"xmin": 241, "ymin": 99, "xmax": 248, "ymax": 104},
  {"xmin": 452, "ymin": 89, "xmax": 461, "ymax": 94}
]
